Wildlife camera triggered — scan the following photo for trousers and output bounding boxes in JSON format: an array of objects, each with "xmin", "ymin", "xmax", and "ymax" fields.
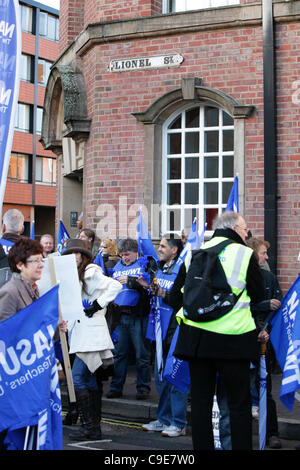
[{"xmin": 189, "ymin": 357, "xmax": 252, "ymax": 450}]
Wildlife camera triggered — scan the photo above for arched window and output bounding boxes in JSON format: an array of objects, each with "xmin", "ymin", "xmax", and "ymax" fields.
[{"xmin": 162, "ymin": 103, "xmax": 234, "ymax": 236}]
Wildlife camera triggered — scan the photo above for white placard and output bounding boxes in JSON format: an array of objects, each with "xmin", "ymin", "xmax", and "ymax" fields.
[{"xmin": 37, "ymin": 254, "xmax": 84, "ymax": 322}]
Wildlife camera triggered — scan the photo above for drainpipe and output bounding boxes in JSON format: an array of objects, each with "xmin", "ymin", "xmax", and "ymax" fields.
[{"xmin": 262, "ymin": 0, "xmax": 277, "ymax": 273}]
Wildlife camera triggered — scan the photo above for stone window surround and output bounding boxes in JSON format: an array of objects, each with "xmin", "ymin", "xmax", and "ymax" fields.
[{"xmin": 132, "ymin": 78, "xmax": 255, "ymax": 224}]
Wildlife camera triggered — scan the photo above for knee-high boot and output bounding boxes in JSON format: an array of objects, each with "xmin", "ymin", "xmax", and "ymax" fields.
[{"xmin": 69, "ymin": 389, "xmax": 101, "ymax": 440}]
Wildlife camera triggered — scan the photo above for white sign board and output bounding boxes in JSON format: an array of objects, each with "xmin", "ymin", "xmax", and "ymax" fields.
[
  {"xmin": 37, "ymin": 254, "xmax": 84, "ymax": 323},
  {"xmin": 109, "ymin": 53, "xmax": 183, "ymax": 72}
]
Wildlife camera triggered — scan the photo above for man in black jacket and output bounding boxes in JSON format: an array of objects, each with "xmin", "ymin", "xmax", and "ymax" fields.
[
  {"xmin": 247, "ymin": 237, "xmax": 282, "ymax": 449},
  {"xmin": 174, "ymin": 212, "xmax": 265, "ymax": 450}
]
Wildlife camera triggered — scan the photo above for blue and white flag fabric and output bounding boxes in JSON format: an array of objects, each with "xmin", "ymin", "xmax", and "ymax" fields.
[
  {"xmin": 176, "ymin": 220, "xmax": 206, "ymax": 269},
  {"xmin": 270, "ymin": 275, "xmax": 300, "ymax": 411},
  {"xmin": 30, "ymin": 221, "xmax": 35, "ymax": 240},
  {"xmin": 0, "ymin": 0, "xmax": 21, "ymax": 213},
  {"xmin": 136, "ymin": 210, "xmax": 158, "ymax": 262},
  {"xmin": 225, "ymin": 175, "xmax": 239, "ymax": 213},
  {"xmin": 57, "ymin": 220, "xmax": 70, "ymax": 255},
  {"xmin": 0, "ymin": 285, "xmax": 63, "ymax": 450},
  {"xmin": 163, "ymin": 326, "xmax": 190, "ymax": 392}
]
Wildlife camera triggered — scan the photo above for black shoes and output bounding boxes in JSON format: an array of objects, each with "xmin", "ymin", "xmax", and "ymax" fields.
[
  {"xmin": 136, "ymin": 390, "xmax": 150, "ymax": 400},
  {"xmin": 106, "ymin": 390, "xmax": 123, "ymax": 399}
]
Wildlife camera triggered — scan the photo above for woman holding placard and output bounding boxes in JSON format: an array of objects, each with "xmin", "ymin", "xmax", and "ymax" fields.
[{"xmin": 62, "ymin": 238, "xmax": 122, "ymax": 441}]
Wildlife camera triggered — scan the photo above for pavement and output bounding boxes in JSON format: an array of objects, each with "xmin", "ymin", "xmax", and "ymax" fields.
[{"xmin": 62, "ymin": 363, "xmax": 300, "ymax": 443}]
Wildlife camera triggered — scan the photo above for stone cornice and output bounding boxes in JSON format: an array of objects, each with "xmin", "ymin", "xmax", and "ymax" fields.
[{"xmin": 53, "ymin": 1, "xmax": 300, "ymax": 61}]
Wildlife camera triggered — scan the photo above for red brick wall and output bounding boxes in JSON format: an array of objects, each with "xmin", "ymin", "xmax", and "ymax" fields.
[
  {"xmin": 77, "ymin": 18, "xmax": 300, "ymax": 291},
  {"xmin": 58, "ymin": 0, "xmax": 84, "ymax": 55}
]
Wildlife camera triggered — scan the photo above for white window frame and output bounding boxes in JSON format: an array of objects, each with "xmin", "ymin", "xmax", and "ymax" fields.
[
  {"xmin": 161, "ymin": 103, "xmax": 235, "ymax": 237},
  {"xmin": 163, "ymin": 0, "xmax": 239, "ymax": 14}
]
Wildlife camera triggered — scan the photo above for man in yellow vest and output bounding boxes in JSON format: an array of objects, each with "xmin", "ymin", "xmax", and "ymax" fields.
[{"xmin": 174, "ymin": 211, "xmax": 265, "ymax": 450}]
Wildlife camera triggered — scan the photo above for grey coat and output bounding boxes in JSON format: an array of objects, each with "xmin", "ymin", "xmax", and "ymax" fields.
[{"xmin": 0, "ymin": 276, "xmax": 33, "ymax": 322}]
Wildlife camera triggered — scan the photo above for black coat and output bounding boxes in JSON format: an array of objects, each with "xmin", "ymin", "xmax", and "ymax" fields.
[{"xmin": 174, "ymin": 228, "xmax": 265, "ymax": 363}]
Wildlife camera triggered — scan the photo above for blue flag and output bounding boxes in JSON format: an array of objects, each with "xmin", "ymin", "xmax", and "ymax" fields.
[
  {"xmin": 0, "ymin": 0, "xmax": 21, "ymax": 212},
  {"xmin": 30, "ymin": 221, "xmax": 35, "ymax": 240},
  {"xmin": 176, "ymin": 220, "xmax": 206, "ymax": 269},
  {"xmin": 94, "ymin": 251, "xmax": 106, "ymax": 274},
  {"xmin": 225, "ymin": 175, "xmax": 239, "ymax": 213},
  {"xmin": 136, "ymin": 210, "xmax": 158, "ymax": 261},
  {"xmin": 57, "ymin": 220, "xmax": 70, "ymax": 255},
  {"xmin": 163, "ymin": 326, "xmax": 190, "ymax": 393},
  {"xmin": 0, "ymin": 285, "xmax": 63, "ymax": 450},
  {"xmin": 270, "ymin": 275, "xmax": 300, "ymax": 411}
]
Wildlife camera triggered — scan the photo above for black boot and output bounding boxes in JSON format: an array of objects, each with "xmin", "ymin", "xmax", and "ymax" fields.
[
  {"xmin": 63, "ymin": 401, "xmax": 79, "ymax": 426},
  {"xmin": 89, "ymin": 389, "xmax": 102, "ymax": 439},
  {"xmin": 69, "ymin": 389, "xmax": 102, "ymax": 441}
]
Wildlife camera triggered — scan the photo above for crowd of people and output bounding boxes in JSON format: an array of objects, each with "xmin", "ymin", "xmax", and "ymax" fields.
[{"xmin": 0, "ymin": 208, "xmax": 287, "ymax": 450}]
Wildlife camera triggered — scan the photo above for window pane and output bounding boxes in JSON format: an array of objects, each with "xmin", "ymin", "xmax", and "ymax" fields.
[
  {"xmin": 205, "ymin": 106, "xmax": 219, "ymax": 127},
  {"xmin": 185, "ymin": 183, "xmax": 198, "ymax": 204},
  {"xmin": 223, "ymin": 155, "xmax": 233, "ymax": 177},
  {"xmin": 166, "ymin": 209, "xmax": 181, "ymax": 231},
  {"xmin": 186, "ymin": 108, "xmax": 199, "ymax": 128},
  {"xmin": 168, "ymin": 133, "xmax": 181, "ymax": 154},
  {"xmin": 168, "ymin": 158, "xmax": 181, "ymax": 179},
  {"xmin": 204, "ymin": 182, "xmax": 218, "ymax": 204},
  {"xmin": 168, "ymin": 184, "xmax": 181, "ymax": 205},
  {"xmin": 39, "ymin": 12, "xmax": 47, "ymax": 36},
  {"xmin": 20, "ymin": 55, "xmax": 32, "ymax": 82},
  {"xmin": 222, "ymin": 182, "xmax": 233, "ymax": 203},
  {"xmin": 36, "ymin": 157, "xmax": 42, "ymax": 181},
  {"xmin": 185, "ymin": 132, "xmax": 199, "ymax": 153},
  {"xmin": 204, "ymin": 208, "xmax": 219, "ymax": 230},
  {"xmin": 168, "ymin": 115, "xmax": 181, "ymax": 129},
  {"xmin": 204, "ymin": 131, "xmax": 219, "ymax": 152},
  {"xmin": 204, "ymin": 156, "xmax": 218, "ymax": 178},
  {"xmin": 185, "ymin": 157, "xmax": 199, "ymax": 179},
  {"xmin": 223, "ymin": 129, "xmax": 234, "ymax": 151},
  {"xmin": 8, "ymin": 153, "xmax": 29, "ymax": 183},
  {"xmin": 223, "ymin": 111, "xmax": 233, "ymax": 126},
  {"xmin": 36, "ymin": 108, "xmax": 43, "ymax": 134},
  {"xmin": 21, "ymin": 6, "xmax": 32, "ymax": 33},
  {"xmin": 48, "ymin": 15, "xmax": 56, "ymax": 41}
]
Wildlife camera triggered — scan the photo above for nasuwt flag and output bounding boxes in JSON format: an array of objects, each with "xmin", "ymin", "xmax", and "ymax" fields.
[
  {"xmin": 163, "ymin": 326, "xmax": 190, "ymax": 392},
  {"xmin": 57, "ymin": 220, "xmax": 70, "ymax": 255},
  {"xmin": 136, "ymin": 210, "xmax": 158, "ymax": 262},
  {"xmin": 225, "ymin": 175, "xmax": 239, "ymax": 213},
  {"xmin": 0, "ymin": 0, "xmax": 21, "ymax": 213},
  {"xmin": 0, "ymin": 285, "xmax": 63, "ymax": 450},
  {"xmin": 270, "ymin": 275, "xmax": 300, "ymax": 411}
]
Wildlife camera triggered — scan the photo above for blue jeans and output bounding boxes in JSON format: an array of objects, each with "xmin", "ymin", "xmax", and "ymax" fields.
[
  {"xmin": 72, "ymin": 355, "xmax": 98, "ymax": 391},
  {"xmin": 154, "ymin": 357, "xmax": 188, "ymax": 429},
  {"xmin": 109, "ymin": 315, "xmax": 151, "ymax": 393}
]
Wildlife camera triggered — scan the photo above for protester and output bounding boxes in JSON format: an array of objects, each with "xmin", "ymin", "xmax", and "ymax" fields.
[
  {"xmin": 40, "ymin": 233, "xmax": 54, "ymax": 258},
  {"xmin": 247, "ymin": 237, "xmax": 282, "ymax": 449},
  {"xmin": 142, "ymin": 236, "xmax": 188, "ymax": 437},
  {"xmin": 0, "ymin": 209, "xmax": 24, "ymax": 254},
  {"xmin": 174, "ymin": 211, "xmax": 265, "ymax": 450},
  {"xmin": 62, "ymin": 238, "xmax": 122, "ymax": 440},
  {"xmin": 94, "ymin": 238, "xmax": 121, "ymax": 334},
  {"xmin": 0, "ymin": 237, "xmax": 66, "ymax": 449},
  {"xmin": 106, "ymin": 238, "xmax": 152, "ymax": 400}
]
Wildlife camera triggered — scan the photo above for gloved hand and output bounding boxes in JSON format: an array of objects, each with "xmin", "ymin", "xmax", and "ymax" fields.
[{"xmin": 84, "ymin": 300, "xmax": 103, "ymax": 318}]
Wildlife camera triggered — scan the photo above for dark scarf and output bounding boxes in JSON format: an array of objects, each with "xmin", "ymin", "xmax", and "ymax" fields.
[{"xmin": 13, "ymin": 272, "xmax": 40, "ymax": 301}]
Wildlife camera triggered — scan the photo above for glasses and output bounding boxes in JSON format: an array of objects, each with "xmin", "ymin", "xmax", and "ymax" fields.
[{"xmin": 26, "ymin": 258, "xmax": 44, "ymax": 265}]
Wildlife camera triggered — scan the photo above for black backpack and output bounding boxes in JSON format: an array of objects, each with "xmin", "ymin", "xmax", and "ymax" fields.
[{"xmin": 183, "ymin": 239, "xmax": 245, "ymax": 322}]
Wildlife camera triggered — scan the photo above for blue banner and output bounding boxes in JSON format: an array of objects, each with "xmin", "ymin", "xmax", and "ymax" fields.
[
  {"xmin": 0, "ymin": 285, "xmax": 63, "ymax": 450},
  {"xmin": 176, "ymin": 219, "xmax": 206, "ymax": 268},
  {"xmin": 225, "ymin": 175, "xmax": 239, "ymax": 213},
  {"xmin": 57, "ymin": 220, "xmax": 70, "ymax": 255},
  {"xmin": 270, "ymin": 275, "xmax": 300, "ymax": 411},
  {"xmin": 30, "ymin": 221, "xmax": 35, "ymax": 240},
  {"xmin": 0, "ymin": 0, "xmax": 21, "ymax": 212},
  {"xmin": 136, "ymin": 210, "xmax": 158, "ymax": 262},
  {"xmin": 163, "ymin": 326, "xmax": 190, "ymax": 392}
]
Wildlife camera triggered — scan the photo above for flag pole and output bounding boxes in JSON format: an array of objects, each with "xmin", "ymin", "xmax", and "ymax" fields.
[{"xmin": 48, "ymin": 258, "xmax": 76, "ymax": 403}]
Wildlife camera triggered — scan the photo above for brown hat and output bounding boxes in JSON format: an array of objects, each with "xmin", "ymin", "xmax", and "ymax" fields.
[{"xmin": 61, "ymin": 238, "xmax": 93, "ymax": 259}]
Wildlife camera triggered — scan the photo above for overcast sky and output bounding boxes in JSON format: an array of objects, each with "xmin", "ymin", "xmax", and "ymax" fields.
[{"xmin": 39, "ymin": 0, "xmax": 60, "ymax": 10}]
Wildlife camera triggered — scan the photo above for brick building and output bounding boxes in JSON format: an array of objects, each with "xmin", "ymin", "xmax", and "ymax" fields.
[
  {"xmin": 41, "ymin": 0, "xmax": 300, "ymax": 291},
  {"xmin": 3, "ymin": 0, "xmax": 59, "ymax": 238}
]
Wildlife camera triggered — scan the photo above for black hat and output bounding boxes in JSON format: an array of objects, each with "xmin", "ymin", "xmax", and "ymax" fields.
[{"xmin": 61, "ymin": 238, "xmax": 93, "ymax": 259}]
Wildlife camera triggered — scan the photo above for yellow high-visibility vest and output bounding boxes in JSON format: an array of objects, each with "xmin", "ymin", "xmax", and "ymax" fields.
[{"xmin": 177, "ymin": 237, "xmax": 256, "ymax": 335}]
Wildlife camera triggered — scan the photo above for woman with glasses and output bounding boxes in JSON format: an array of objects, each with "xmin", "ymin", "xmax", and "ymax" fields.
[{"xmin": 0, "ymin": 237, "xmax": 45, "ymax": 322}]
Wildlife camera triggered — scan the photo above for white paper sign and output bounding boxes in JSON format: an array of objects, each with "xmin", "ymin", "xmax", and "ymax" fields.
[{"xmin": 37, "ymin": 254, "xmax": 84, "ymax": 322}]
